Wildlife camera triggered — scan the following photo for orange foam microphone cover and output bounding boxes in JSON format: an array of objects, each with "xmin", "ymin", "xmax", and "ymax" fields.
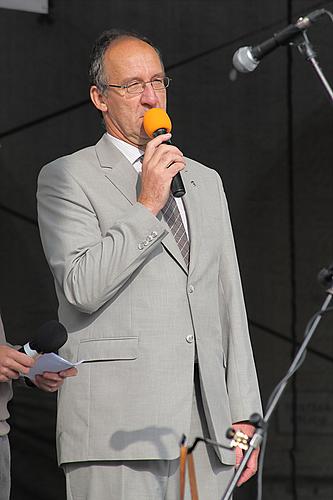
[{"xmin": 143, "ymin": 108, "xmax": 172, "ymax": 138}]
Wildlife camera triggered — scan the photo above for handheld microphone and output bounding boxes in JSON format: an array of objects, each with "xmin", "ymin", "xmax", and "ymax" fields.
[
  {"xmin": 143, "ymin": 108, "xmax": 186, "ymax": 198},
  {"xmin": 19, "ymin": 320, "xmax": 68, "ymax": 357},
  {"xmin": 233, "ymin": 9, "xmax": 326, "ymax": 73}
]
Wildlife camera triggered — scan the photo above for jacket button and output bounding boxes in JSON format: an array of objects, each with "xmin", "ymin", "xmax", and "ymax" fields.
[
  {"xmin": 188, "ymin": 285, "xmax": 194, "ymax": 293},
  {"xmin": 138, "ymin": 243, "xmax": 144, "ymax": 250},
  {"xmin": 186, "ymin": 334, "xmax": 194, "ymax": 343}
]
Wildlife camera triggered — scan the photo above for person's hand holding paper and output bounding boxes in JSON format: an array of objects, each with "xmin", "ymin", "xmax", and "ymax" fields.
[{"xmin": 27, "ymin": 352, "xmax": 82, "ymax": 392}]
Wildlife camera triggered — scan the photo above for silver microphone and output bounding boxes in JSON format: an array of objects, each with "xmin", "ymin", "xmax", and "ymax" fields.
[{"xmin": 233, "ymin": 9, "xmax": 326, "ymax": 73}]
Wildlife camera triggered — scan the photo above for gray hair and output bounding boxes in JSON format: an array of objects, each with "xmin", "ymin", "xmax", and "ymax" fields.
[{"xmin": 89, "ymin": 29, "xmax": 164, "ymax": 92}]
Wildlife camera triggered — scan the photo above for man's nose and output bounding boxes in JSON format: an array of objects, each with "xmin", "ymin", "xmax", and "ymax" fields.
[{"xmin": 140, "ymin": 82, "xmax": 159, "ymax": 106}]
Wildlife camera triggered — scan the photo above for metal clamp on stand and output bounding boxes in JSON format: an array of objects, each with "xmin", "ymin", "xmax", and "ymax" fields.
[
  {"xmin": 221, "ymin": 414, "xmax": 266, "ymax": 500},
  {"xmin": 179, "ymin": 434, "xmax": 235, "ymax": 500},
  {"xmin": 293, "ymin": 29, "xmax": 333, "ymax": 104}
]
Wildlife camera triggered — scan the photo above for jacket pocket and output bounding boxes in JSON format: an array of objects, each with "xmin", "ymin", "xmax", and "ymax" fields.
[{"xmin": 77, "ymin": 337, "xmax": 138, "ymax": 362}]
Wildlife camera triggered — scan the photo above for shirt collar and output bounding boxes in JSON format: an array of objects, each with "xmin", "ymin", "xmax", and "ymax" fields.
[{"xmin": 106, "ymin": 133, "xmax": 144, "ymax": 172}]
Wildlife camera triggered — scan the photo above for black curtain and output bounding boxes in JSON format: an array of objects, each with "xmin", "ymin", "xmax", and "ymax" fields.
[{"xmin": 0, "ymin": 2, "xmax": 332, "ymax": 498}]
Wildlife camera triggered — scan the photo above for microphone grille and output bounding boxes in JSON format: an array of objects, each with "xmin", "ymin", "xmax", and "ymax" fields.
[
  {"xmin": 143, "ymin": 108, "xmax": 172, "ymax": 138},
  {"xmin": 233, "ymin": 47, "xmax": 259, "ymax": 73},
  {"xmin": 30, "ymin": 320, "xmax": 68, "ymax": 353}
]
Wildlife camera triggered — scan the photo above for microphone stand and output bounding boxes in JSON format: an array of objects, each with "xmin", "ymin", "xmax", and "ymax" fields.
[
  {"xmin": 294, "ymin": 31, "xmax": 333, "ymax": 103},
  {"xmin": 220, "ymin": 264, "xmax": 333, "ymax": 500}
]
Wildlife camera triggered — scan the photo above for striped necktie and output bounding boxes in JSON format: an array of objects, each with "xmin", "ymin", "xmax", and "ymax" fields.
[
  {"xmin": 137, "ymin": 156, "xmax": 190, "ymax": 268},
  {"xmin": 161, "ymin": 193, "xmax": 190, "ymax": 268}
]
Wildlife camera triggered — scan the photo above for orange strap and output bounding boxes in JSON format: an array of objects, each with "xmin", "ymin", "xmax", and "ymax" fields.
[
  {"xmin": 180, "ymin": 445, "xmax": 188, "ymax": 500},
  {"xmin": 188, "ymin": 453, "xmax": 199, "ymax": 500},
  {"xmin": 179, "ymin": 446, "xmax": 199, "ymax": 500}
]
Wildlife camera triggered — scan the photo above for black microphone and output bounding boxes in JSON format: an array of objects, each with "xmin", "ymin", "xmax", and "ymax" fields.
[
  {"xmin": 233, "ymin": 9, "xmax": 326, "ymax": 73},
  {"xmin": 19, "ymin": 320, "xmax": 68, "ymax": 357},
  {"xmin": 143, "ymin": 108, "xmax": 186, "ymax": 198},
  {"xmin": 153, "ymin": 129, "xmax": 185, "ymax": 198}
]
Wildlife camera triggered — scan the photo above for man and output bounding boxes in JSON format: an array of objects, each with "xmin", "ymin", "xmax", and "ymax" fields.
[
  {"xmin": 37, "ymin": 29, "xmax": 262, "ymax": 499},
  {"xmin": 0, "ymin": 314, "xmax": 77, "ymax": 500}
]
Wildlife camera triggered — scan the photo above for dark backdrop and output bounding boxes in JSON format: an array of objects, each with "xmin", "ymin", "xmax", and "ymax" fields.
[{"xmin": 0, "ymin": 1, "xmax": 332, "ymax": 499}]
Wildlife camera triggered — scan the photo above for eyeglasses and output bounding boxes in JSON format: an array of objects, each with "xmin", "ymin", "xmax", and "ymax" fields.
[{"xmin": 107, "ymin": 76, "xmax": 171, "ymax": 95}]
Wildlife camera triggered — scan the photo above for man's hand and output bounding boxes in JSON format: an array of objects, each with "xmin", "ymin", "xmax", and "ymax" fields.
[
  {"xmin": 232, "ymin": 422, "xmax": 260, "ymax": 487},
  {"xmin": 0, "ymin": 345, "xmax": 35, "ymax": 382},
  {"xmin": 138, "ymin": 133, "xmax": 186, "ymax": 215},
  {"xmin": 34, "ymin": 367, "xmax": 78, "ymax": 392}
]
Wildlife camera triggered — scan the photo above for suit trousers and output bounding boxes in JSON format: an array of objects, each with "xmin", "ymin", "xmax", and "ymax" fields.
[
  {"xmin": 0, "ymin": 435, "xmax": 10, "ymax": 500},
  {"xmin": 64, "ymin": 365, "xmax": 234, "ymax": 500}
]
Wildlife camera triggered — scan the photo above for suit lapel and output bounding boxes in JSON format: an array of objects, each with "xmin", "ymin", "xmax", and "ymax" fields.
[{"xmin": 95, "ymin": 134, "xmax": 139, "ymax": 204}]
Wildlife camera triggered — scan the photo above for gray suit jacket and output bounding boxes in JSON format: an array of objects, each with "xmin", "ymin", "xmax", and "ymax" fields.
[{"xmin": 37, "ymin": 134, "xmax": 261, "ymax": 466}]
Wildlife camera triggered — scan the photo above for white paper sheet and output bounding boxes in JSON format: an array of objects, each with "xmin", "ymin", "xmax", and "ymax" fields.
[{"xmin": 27, "ymin": 353, "xmax": 84, "ymax": 381}]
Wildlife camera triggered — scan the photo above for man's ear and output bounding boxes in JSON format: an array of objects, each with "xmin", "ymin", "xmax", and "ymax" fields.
[{"xmin": 90, "ymin": 86, "xmax": 108, "ymax": 112}]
